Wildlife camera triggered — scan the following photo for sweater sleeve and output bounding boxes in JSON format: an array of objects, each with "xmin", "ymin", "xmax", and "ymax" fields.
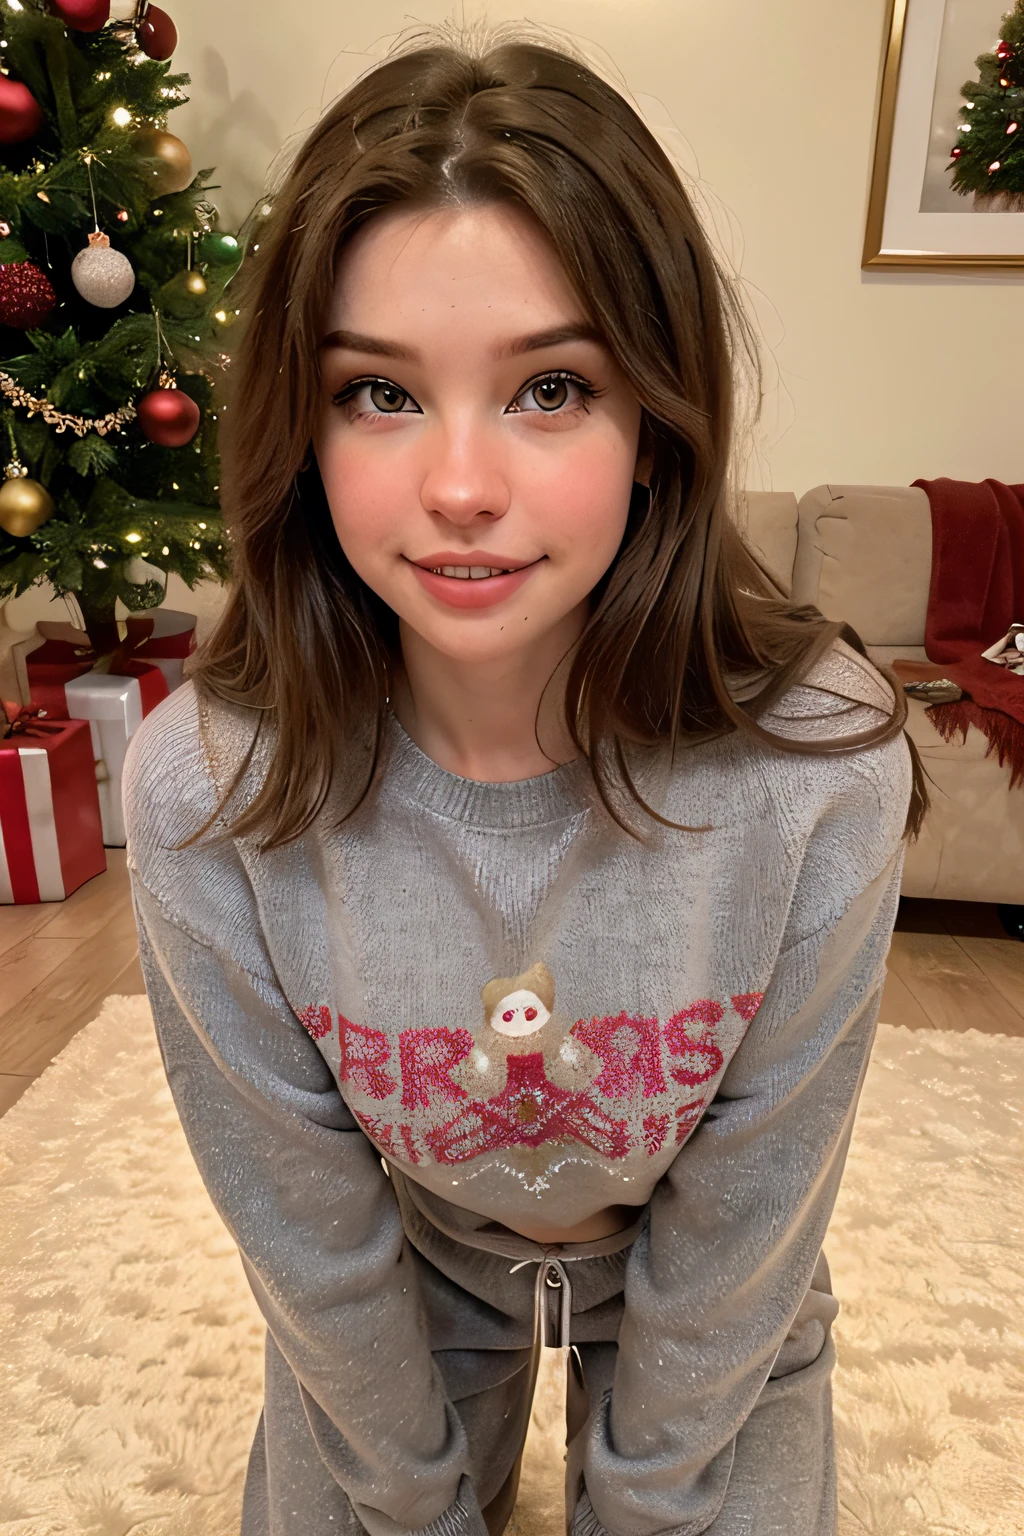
[
  {"xmin": 122, "ymin": 686, "xmax": 485, "ymax": 1536},
  {"xmin": 573, "ymin": 651, "xmax": 913, "ymax": 1536}
]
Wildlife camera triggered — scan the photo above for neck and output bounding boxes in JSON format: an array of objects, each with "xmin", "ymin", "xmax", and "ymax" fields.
[{"xmin": 391, "ymin": 607, "xmax": 586, "ymax": 782}]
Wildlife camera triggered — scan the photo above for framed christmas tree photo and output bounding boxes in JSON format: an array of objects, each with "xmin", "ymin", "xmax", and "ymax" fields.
[{"xmin": 864, "ymin": 0, "xmax": 1024, "ymax": 269}]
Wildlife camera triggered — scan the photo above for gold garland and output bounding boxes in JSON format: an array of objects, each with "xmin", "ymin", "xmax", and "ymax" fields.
[{"xmin": 0, "ymin": 371, "xmax": 137, "ymax": 438}]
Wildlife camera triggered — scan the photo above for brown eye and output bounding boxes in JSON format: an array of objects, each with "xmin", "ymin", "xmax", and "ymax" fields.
[
  {"xmin": 369, "ymin": 381, "xmax": 408, "ymax": 412},
  {"xmin": 531, "ymin": 378, "xmax": 568, "ymax": 411}
]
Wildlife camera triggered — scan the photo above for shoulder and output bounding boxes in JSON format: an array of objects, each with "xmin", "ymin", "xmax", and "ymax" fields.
[
  {"xmin": 757, "ymin": 638, "xmax": 897, "ymax": 743},
  {"xmin": 122, "ymin": 681, "xmax": 266, "ymax": 926},
  {"xmin": 123, "ymin": 679, "xmax": 262, "ymax": 817},
  {"xmin": 744, "ymin": 640, "xmax": 913, "ymax": 856}
]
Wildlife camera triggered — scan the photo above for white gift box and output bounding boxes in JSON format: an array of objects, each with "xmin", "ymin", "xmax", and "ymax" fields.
[{"xmin": 65, "ymin": 672, "xmax": 150, "ymax": 848}]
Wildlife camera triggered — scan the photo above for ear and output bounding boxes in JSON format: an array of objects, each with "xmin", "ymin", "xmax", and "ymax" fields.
[
  {"xmin": 522, "ymin": 961, "xmax": 555, "ymax": 1012},
  {"xmin": 481, "ymin": 975, "xmax": 513, "ymax": 1016},
  {"xmin": 634, "ymin": 413, "xmax": 655, "ymax": 489}
]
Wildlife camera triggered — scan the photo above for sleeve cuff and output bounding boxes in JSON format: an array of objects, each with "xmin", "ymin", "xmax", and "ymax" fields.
[
  {"xmin": 354, "ymin": 1474, "xmax": 488, "ymax": 1536},
  {"xmin": 570, "ymin": 1489, "xmax": 612, "ymax": 1536}
]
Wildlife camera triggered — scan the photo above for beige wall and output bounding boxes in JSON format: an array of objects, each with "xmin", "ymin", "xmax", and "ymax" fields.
[
  {"xmin": 170, "ymin": 0, "xmax": 1023, "ymax": 493},
  {"xmin": 4, "ymin": 0, "xmax": 1022, "ymax": 635}
]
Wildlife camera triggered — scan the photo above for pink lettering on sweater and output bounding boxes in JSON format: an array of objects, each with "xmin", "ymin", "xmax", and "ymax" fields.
[
  {"xmin": 314, "ymin": 986, "xmax": 766, "ymax": 1166},
  {"xmin": 298, "ymin": 1004, "xmax": 333, "ymax": 1040},
  {"xmin": 338, "ymin": 1017, "xmax": 398, "ymax": 1101},
  {"xmin": 570, "ymin": 1011, "xmax": 666, "ymax": 1097},
  {"xmin": 399, "ymin": 1027, "xmax": 474, "ymax": 1110},
  {"xmin": 663, "ymin": 1000, "xmax": 725, "ymax": 1087}
]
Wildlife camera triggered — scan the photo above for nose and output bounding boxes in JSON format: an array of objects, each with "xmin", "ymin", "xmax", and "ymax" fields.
[{"xmin": 419, "ymin": 422, "xmax": 511, "ymax": 526}]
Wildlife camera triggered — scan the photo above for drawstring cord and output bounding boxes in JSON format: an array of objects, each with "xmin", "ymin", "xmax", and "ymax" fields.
[{"xmin": 510, "ymin": 1256, "xmax": 573, "ymax": 1349}]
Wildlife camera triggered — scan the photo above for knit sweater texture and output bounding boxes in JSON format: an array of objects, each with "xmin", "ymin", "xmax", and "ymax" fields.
[{"xmin": 122, "ymin": 638, "xmax": 911, "ymax": 1536}]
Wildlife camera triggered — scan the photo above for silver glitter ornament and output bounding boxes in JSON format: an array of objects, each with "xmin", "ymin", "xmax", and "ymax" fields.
[{"xmin": 71, "ymin": 231, "xmax": 135, "ymax": 308}]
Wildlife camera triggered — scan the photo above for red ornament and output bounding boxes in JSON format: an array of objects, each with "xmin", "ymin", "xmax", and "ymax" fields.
[
  {"xmin": 0, "ymin": 262, "xmax": 58, "ymax": 329},
  {"xmin": 996, "ymin": 39, "xmax": 1013, "ymax": 62},
  {"xmin": 0, "ymin": 77, "xmax": 44, "ymax": 145},
  {"xmin": 137, "ymin": 385, "xmax": 200, "ymax": 447},
  {"xmin": 950, "ymin": 146, "xmax": 963, "ymax": 158},
  {"xmin": 138, "ymin": 4, "xmax": 177, "ymax": 60},
  {"xmin": 50, "ymin": 0, "xmax": 110, "ymax": 30}
]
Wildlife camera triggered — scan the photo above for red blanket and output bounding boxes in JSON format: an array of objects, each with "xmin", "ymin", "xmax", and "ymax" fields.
[{"xmin": 912, "ymin": 477, "xmax": 1024, "ymax": 787}]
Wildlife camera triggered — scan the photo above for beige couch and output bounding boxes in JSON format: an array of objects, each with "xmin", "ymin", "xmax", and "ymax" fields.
[
  {"xmin": 743, "ymin": 486, "xmax": 1024, "ymax": 904},
  {"xmin": 4, "ymin": 485, "xmax": 1021, "ymax": 903}
]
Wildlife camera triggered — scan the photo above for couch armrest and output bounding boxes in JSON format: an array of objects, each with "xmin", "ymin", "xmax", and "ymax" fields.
[
  {"xmin": 738, "ymin": 491, "xmax": 799, "ymax": 593},
  {"xmin": 790, "ymin": 485, "xmax": 931, "ymax": 647}
]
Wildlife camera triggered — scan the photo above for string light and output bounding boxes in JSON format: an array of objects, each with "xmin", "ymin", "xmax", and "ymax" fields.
[
  {"xmin": 126, "ymin": 532, "xmax": 142, "ymax": 542},
  {"xmin": 161, "ymin": 545, "xmax": 170, "ymax": 554},
  {"xmin": 93, "ymin": 558, "xmax": 107, "ymax": 568},
  {"xmin": 112, "ymin": 107, "xmax": 132, "ymax": 126},
  {"xmin": 961, "ymin": 123, "xmax": 972, "ymax": 131},
  {"xmin": 988, "ymin": 160, "xmax": 1002, "ymax": 172},
  {"xmin": 1008, "ymin": 122, "xmax": 1019, "ymax": 134}
]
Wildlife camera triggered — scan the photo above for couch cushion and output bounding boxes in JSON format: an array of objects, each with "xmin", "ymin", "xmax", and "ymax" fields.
[
  {"xmin": 791, "ymin": 485, "xmax": 932, "ymax": 647},
  {"xmin": 737, "ymin": 491, "xmax": 799, "ymax": 592},
  {"xmin": 866, "ymin": 644, "xmax": 1024, "ymax": 902}
]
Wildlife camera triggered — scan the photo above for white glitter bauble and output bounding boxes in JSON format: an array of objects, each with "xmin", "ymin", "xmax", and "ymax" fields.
[{"xmin": 71, "ymin": 244, "xmax": 136, "ymax": 307}]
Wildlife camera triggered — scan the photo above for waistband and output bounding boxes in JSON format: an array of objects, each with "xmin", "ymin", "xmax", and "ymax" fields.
[{"xmin": 385, "ymin": 1163, "xmax": 648, "ymax": 1349}]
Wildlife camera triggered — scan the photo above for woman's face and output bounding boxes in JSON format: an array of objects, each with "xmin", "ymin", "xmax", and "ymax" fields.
[{"xmin": 313, "ymin": 201, "xmax": 644, "ymax": 667}]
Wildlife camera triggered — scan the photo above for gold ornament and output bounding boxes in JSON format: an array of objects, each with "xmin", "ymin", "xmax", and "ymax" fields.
[
  {"xmin": 184, "ymin": 268, "xmax": 207, "ymax": 295},
  {"xmin": 0, "ymin": 463, "xmax": 55, "ymax": 538},
  {"xmin": 133, "ymin": 127, "xmax": 193, "ymax": 196}
]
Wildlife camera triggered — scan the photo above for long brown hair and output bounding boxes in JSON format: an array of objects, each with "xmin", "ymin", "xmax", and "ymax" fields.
[{"xmin": 180, "ymin": 26, "xmax": 927, "ymax": 852}]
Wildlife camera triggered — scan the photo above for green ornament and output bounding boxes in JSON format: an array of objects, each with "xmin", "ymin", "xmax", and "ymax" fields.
[{"xmin": 198, "ymin": 232, "xmax": 242, "ymax": 267}]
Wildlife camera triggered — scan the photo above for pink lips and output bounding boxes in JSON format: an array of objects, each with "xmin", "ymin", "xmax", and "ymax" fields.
[{"xmin": 408, "ymin": 554, "xmax": 544, "ymax": 610}]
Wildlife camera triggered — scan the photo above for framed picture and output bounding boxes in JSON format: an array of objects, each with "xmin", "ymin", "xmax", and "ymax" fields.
[{"xmin": 864, "ymin": 0, "xmax": 1024, "ymax": 270}]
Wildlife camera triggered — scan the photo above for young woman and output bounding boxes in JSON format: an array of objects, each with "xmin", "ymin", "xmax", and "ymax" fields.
[{"xmin": 123, "ymin": 31, "xmax": 924, "ymax": 1536}]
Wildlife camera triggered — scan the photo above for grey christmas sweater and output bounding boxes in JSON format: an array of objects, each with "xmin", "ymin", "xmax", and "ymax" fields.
[{"xmin": 122, "ymin": 638, "xmax": 911, "ymax": 1536}]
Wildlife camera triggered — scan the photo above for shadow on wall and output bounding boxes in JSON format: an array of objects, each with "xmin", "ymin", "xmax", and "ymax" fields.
[{"xmin": 187, "ymin": 47, "xmax": 283, "ymax": 229}]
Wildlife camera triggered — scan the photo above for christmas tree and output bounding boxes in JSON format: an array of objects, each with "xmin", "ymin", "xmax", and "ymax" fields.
[
  {"xmin": 948, "ymin": 1, "xmax": 1024, "ymax": 209},
  {"xmin": 0, "ymin": 0, "xmax": 239, "ymax": 650}
]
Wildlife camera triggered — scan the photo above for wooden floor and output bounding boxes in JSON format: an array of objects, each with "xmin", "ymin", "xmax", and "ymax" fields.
[{"xmin": 1, "ymin": 863, "xmax": 1023, "ymax": 1121}]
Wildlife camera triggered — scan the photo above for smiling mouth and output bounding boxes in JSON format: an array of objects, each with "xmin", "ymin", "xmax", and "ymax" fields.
[{"xmin": 429, "ymin": 565, "xmax": 515, "ymax": 579}]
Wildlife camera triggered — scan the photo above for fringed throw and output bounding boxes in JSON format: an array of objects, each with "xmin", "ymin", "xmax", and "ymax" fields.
[
  {"xmin": 912, "ymin": 477, "xmax": 1024, "ymax": 785},
  {"xmin": 926, "ymin": 697, "xmax": 1024, "ymax": 790}
]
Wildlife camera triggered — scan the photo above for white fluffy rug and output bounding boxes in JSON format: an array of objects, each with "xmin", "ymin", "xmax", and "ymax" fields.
[{"xmin": 0, "ymin": 1000, "xmax": 1021, "ymax": 1536}]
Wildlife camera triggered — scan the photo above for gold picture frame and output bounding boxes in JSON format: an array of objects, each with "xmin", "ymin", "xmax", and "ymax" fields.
[{"xmin": 864, "ymin": 0, "xmax": 1024, "ymax": 271}]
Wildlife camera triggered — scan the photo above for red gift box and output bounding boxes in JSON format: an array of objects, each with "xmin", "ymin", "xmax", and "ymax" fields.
[
  {"xmin": 15, "ymin": 610, "xmax": 197, "ymax": 720},
  {"xmin": 0, "ymin": 704, "xmax": 106, "ymax": 904}
]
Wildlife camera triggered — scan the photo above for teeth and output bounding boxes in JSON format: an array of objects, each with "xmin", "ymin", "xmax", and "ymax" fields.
[{"xmin": 432, "ymin": 566, "xmax": 510, "ymax": 579}]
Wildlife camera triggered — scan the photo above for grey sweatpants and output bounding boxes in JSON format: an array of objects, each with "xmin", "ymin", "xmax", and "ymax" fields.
[{"xmin": 241, "ymin": 1166, "xmax": 839, "ymax": 1536}]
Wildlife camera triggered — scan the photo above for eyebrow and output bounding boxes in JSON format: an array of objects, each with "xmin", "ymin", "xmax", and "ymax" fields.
[{"xmin": 318, "ymin": 322, "xmax": 605, "ymax": 360}]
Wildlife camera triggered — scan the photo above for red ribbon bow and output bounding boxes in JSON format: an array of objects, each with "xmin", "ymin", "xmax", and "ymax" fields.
[{"xmin": 35, "ymin": 615, "xmax": 160, "ymax": 674}]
